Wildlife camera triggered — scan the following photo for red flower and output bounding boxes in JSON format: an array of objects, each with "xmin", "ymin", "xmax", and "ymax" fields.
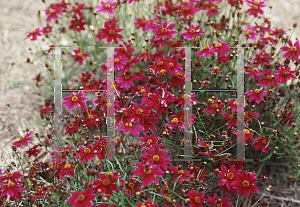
[
  {"xmin": 170, "ymin": 165, "xmax": 191, "ymax": 184},
  {"xmin": 131, "ymin": 162, "xmax": 164, "ymax": 187},
  {"xmin": 39, "ymin": 103, "xmax": 52, "ymax": 118},
  {"xmin": 212, "ymin": 39, "xmax": 231, "ymax": 57},
  {"xmin": 232, "ymin": 171, "xmax": 259, "ymax": 198},
  {"xmin": 134, "ymin": 17, "xmax": 151, "ymax": 32},
  {"xmin": 25, "ymin": 28, "xmax": 42, "ymax": 41},
  {"xmin": 59, "ymin": 162, "xmax": 75, "ymax": 179},
  {"xmin": 69, "ymin": 3, "xmax": 86, "ymax": 17},
  {"xmin": 222, "ymin": 112, "xmax": 237, "ymax": 129},
  {"xmin": 246, "ymin": 67, "xmax": 263, "ymax": 80},
  {"xmin": 74, "ymin": 145, "xmax": 95, "ymax": 163},
  {"xmin": 237, "ymin": 129, "xmax": 255, "ymax": 143},
  {"xmin": 65, "ymin": 120, "xmax": 80, "ymax": 135},
  {"xmin": 0, "ymin": 182, "xmax": 26, "ymax": 201},
  {"xmin": 202, "ymin": 99, "xmax": 225, "ymax": 114},
  {"xmin": 66, "ymin": 187, "xmax": 96, "ymax": 207},
  {"xmin": 258, "ymin": 68, "xmax": 279, "ymax": 88},
  {"xmin": 141, "ymin": 146, "xmax": 171, "ymax": 171},
  {"xmin": 139, "ymin": 134, "xmax": 163, "ymax": 149},
  {"xmin": 246, "ymin": 0, "xmax": 266, "ymax": 17},
  {"xmin": 187, "ymin": 189, "xmax": 205, "ymax": 207},
  {"xmin": 181, "ymin": 24, "xmax": 204, "ymax": 40},
  {"xmin": 123, "ymin": 177, "xmax": 142, "ymax": 196},
  {"xmin": 26, "ymin": 145, "xmax": 40, "ymax": 158},
  {"xmin": 96, "ymin": 0, "xmax": 118, "ymax": 16},
  {"xmin": 281, "ymin": 40, "xmax": 300, "ymax": 61},
  {"xmin": 13, "ymin": 131, "xmax": 32, "ymax": 148},
  {"xmin": 206, "ymin": 195, "xmax": 231, "ymax": 207},
  {"xmin": 274, "ymin": 66, "xmax": 297, "ymax": 84},
  {"xmin": 116, "ymin": 121, "xmax": 144, "ymax": 136},
  {"xmin": 45, "ymin": 4, "xmax": 62, "ymax": 22},
  {"xmin": 71, "ymin": 47, "xmax": 90, "ymax": 65},
  {"xmin": 115, "ymin": 73, "xmax": 134, "ymax": 88},
  {"xmin": 196, "ymin": 43, "xmax": 215, "ymax": 57},
  {"xmin": 100, "ymin": 21, "xmax": 124, "ymax": 44},
  {"xmin": 245, "ymin": 88, "xmax": 267, "ymax": 104},
  {"xmin": 62, "ymin": 90, "xmax": 89, "ymax": 111},
  {"xmin": 244, "ymin": 27, "xmax": 259, "ymax": 41},
  {"xmin": 178, "ymin": 2, "xmax": 199, "ymax": 18},
  {"xmin": 0, "ymin": 171, "xmax": 23, "ymax": 184},
  {"xmin": 218, "ymin": 164, "xmax": 240, "ymax": 190},
  {"xmin": 93, "ymin": 171, "xmax": 119, "ymax": 197},
  {"xmin": 136, "ymin": 197, "xmax": 158, "ymax": 207},
  {"xmin": 253, "ymin": 136, "xmax": 270, "ymax": 153},
  {"xmin": 152, "ymin": 20, "xmax": 177, "ymax": 40},
  {"xmin": 69, "ymin": 15, "xmax": 88, "ymax": 32}
]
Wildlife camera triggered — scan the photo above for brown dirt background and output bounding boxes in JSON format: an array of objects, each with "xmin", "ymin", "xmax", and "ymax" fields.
[{"xmin": 0, "ymin": 0, "xmax": 299, "ymax": 206}]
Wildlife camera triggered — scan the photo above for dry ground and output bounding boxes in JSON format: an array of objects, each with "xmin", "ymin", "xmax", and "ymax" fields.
[{"xmin": 0, "ymin": 0, "xmax": 299, "ymax": 206}]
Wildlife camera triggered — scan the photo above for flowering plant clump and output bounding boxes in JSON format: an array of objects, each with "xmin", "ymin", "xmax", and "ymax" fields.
[{"xmin": 4, "ymin": 0, "xmax": 300, "ymax": 206}]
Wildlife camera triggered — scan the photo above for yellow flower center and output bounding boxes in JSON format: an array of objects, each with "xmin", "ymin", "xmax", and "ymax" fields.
[
  {"xmin": 228, "ymin": 115, "xmax": 233, "ymax": 119},
  {"xmin": 65, "ymin": 164, "xmax": 71, "ymax": 169},
  {"xmin": 169, "ymin": 62, "xmax": 174, "ymax": 66},
  {"xmin": 253, "ymin": 5, "xmax": 258, "ymax": 10},
  {"xmin": 114, "ymin": 58, "xmax": 120, "ymax": 63},
  {"xmin": 77, "ymin": 194, "xmax": 85, "ymax": 202},
  {"xmin": 125, "ymin": 122, "xmax": 133, "ymax": 127},
  {"xmin": 216, "ymin": 43, "xmax": 222, "ymax": 48},
  {"xmin": 160, "ymin": 69, "xmax": 166, "ymax": 74},
  {"xmin": 148, "ymin": 93, "xmax": 152, "ymax": 98},
  {"xmin": 72, "ymin": 96, "xmax": 78, "ymax": 102},
  {"xmin": 247, "ymin": 30, "xmax": 252, "ymax": 35},
  {"xmin": 142, "ymin": 50, "xmax": 147, "ymax": 55},
  {"xmin": 233, "ymin": 101, "xmax": 237, "ymax": 105},
  {"xmin": 178, "ymin": 170, "xmax": 184, "ymax": 175},
  {"xmin": 31, "ymin": 29, "xmax": 36, "ymax": 34},
  {"xmin": 244, "ymin": 129, "xmax": 250, "ymax": 135},
  {"xmin": 125, "ymin": 75, "xmax": 130, "ymax": 80},
  {"xmin": 140, "ymin": 89, "xmax": 146, "ymax": 93},
  {"xmin": 109, "ymin": 30, "xmax": 115, "ymax": 36},
  {"xmin": 253, "ymin": 67, "xmax": 257, "ymax": 71},
  {"xmin": 267, "ymin": 35, "xmax": 272, "ymax": 38},
  {"xmin": 7, "ymin": 182, "xmax": 14, "ymax": 188},
  {"xmin": 266, "ymin": 75, "xmax": 272, "ymax": 80},
  {"xmin": 172, "ymin": 118, "xmax": 178, "ymax": 123},
  {"xmin": 153, "ymin": 155, "xmax": 160, "ymax": 162},
  {"xmin": 242, "ymin": 180, "xmax": 249, "ymax": 187},
  {"xmin": 144, "ymin": 169, "xmax": 152, "ymax": 174},
  {"xmin": 161, "ymin": 28, "xmax": 168, "ymax": 33},
  {"xmin": 148, "ymin": 139, "xmax": 153, "ymax": 143},
  {"xmin": 190, "ymin": 29, "xmax": 195, "ymax": 33},
  {"xmin": 283, "ymin": 71, "xmax": 290, "ymax": 76},
  {"xmin": 157, "ymin": 61, "xmax": 164, "ymax": 66},
  {"xmin": 36, "ymin": 189, "xmax": 42, "ymax": 194},
  {"xmin": 291, "ymin": 46, "xmax": 297, "ymax": 52},
  {"xmin": 262, "ymin": 140, "xmax": 267, "ymax": 145},
  {"xmin": 195, "ymin": 196, "xmax": 202, "ymax": 203},
  {"xmin": 105, "ymin": 4, "xmax": 111, "ymax": 9},
  {"xmin": 211, "ymin": 6, "xmax": 216, "ymax": 10},
  {"xmin": 213, "ymin": 104, "xmax": 219, "ymax": 109},
  {"xmin": 6, "ymin": 173, "xmax": 13, "ymax": 178},
  {"xmin": 217, "ymin": 204, "xmax": 222, "ymax": 207},
  {"xmin": 77, "ymin": 52, "xmax": 83, "ymax": 57},
  {"xmin": 136, "ymin": 109, "xmax": 143, "ymax": 115},
  {"xmin": 128, "ymin": 183, "xmax": 134, "ymax": 188},
  {"xmin": 19, "ymin": 137, "xmax": 25, "ymax": 141},
  {"xmin": 74, "ymin": 5, "xmax": 79, "ymax": 10},
  {"xmin": 227, "ymin": 173, "xmax": 234, "ymax": 180},
  {"xmin": 207, "ymin": 99, "xmax": 213, "ymax": 104},
  {"xmin": 103, "ymin": 179, "xmax": 110, "ymax": 186},
  {"xmin": 50, "ymin": 9, "xmax": 55, "ymax": 14},
  {"xmin": 183, "ymin": 7, "xmax": 189, "ymax": 12},
  {"xmin": 141, "ymin": 205, "xmax": 146, "ymax": 207},
  {"xmin": 254, "ymin": 89, "xmax": 260, "ymax": 94},
  {"xmin": 42, "ymin": 106, "xmax": 47, "ymax": 109},
  {"xmin": 204, "ymin": 45, "xmax": 210, "ymax": 50},
  {"xmin": 84, "ymin": 148, "xmax": 91, "ymax": 154}
]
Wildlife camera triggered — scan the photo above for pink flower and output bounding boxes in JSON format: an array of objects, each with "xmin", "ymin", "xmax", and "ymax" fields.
[
  {"xmin": 141, "ymin": 146, "xmax": 171, "ymax": 171},
  {"xmin": 152, "ymin": 20, "xmax": 177, "ymax": 40},
  {"xmin": 207, "ymin": 195, "xmax": 231, "ymax": 207},
  {"xmin": 116, "ymin": 121, "xmax": 144, "ymax": 136},
  {"xmin": 25, "ymin": 28, "xmax": 42, "ymax": 41},
  {"xmin": 258, "ymin": 68, "xmax": 279, "ymax": 88},
  {"xmin": 274, "ymin": 66, "xmax": 297, "ymax": 84},
  {"xmin": 74, "ymin": 145, "xmax": 95, "ymax": 163},
  {"xmin": 245, "ymin": 88, "xmax": 267, "ymax": 104},
  {"xmin": 0, "ymin": 182, "xmax": 26, "ymax": 201},
  {"xmin": 132, "ymin": 162, "xmax": 164, "ymax": 187},
  {"xmin": 66, "ymin": 188, "xmax": 96, "ymax": 207},
  {"xmin": 13, "ymin": 131, "xmax": 32, "ymax": 148},
  {"xmin": 187, "ymin": 188, "xmax": 205, "ymax": 207},
  {"xmin": 181, "ymin": 24, "xmax": 204, "ymax": 40},
  {"xmin": 246, "ymin": 0, "xmax": 266, "ymax": 17},
  {"xmin": 253, "ymin": 136, "xmax": 270, "ymax": 153},
  {"xmin": 136, "ymin": 197, "xmax": 158, "ymax": 207},
  {"xmin": 196, "ymin": 43, "xmax": 215, "ymax": 57},
  {"xmin": 115, "ymin": 73, "xmax": 134, "ymax": 88},
  {"xmin": 71, "ymin": 47, "xmax": 90, "ymax": 65},
  {"xmin": 96, "ymin": 0, "xmax": 118, "ymax": 16},
  {"xmin": 100, "ymin": 21, "xmax": 124, "ymax": 44},
  {"xmin": 45, "ymin": 4, "xmax": 62, "ymax": 22},
  {"xmin": 26, "ymin": 145, "xmax": 40, "ymax": 158},
  {"xmin": 281, "ymin": 40, "xmax": 300, "ymax": 62},
  {"xmin": 212, "ymin": 39, "xmax": 231, "ymax": 57},
  {"xmin": 62, "ymin": 91, "xmax": 89, "ymax": 111}
]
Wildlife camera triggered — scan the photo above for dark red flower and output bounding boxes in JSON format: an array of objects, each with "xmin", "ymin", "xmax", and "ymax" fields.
[
  {"xmin": 170, "ymin": 165, "xmax": 191, "ymax": 184},
  {"xmin": 253, "ymin": 136, "xmax": 270, "ymax": 153},
  {"xmin": 131, "ymin": 162, "xmax": 164, "ymax": 187},
  {"xmin": 93, "ymin": 171, "xmax": 119, "ymax": 197},
  {"xmin": 136, "ymin": 197, "xmax": 158, "ymax": 207},
  {"xmin": 141, "ymin": 146, "xmax": 171, "ymax": 171},
  {"xmin": 26, "ymin": 145, "xmax": 40, "ymax": 158},
  {"xmin": 66, "ymin": 187, "xmax": 96, "ymax": 207},
  {"xmin": 187, "ymin": 188, "xmax": 205, "ymax": 207},
  {"xmin": 207, "ymin": 195, "xmax": 231, "ymax": 207},
  {"xmin": 281, "ymin": 40, "xmax": 300, "ymax": 61},
  {"xmin": 69, "ymin": 15, "xmax": 87, "ymax": 32},
  {"xmin": 218, "ymin": 164, "xmax": 240, "ymax": 190},
  {"xmin": 100, "ymin": 21, "xmax": 124, "ymax": 44},
  {"xmin": 274, "ymin": 66, "xmax": 297, "ymax": 84},
  {"xmin": 232, "ymin": 171, "xmax": 259, "ymax": 198},
  {"xmin": 196, "ymin": 43, "xmax": 215, "ymax": 57},
  {"xmin": 74, "ymin": 144, "xmax": 95, "ymax": 163},
  {"xmin": 245, "ymin": 88, "xmax": 267, "ymax": 104},
  {"xmin": 13, "ymin": 131, "xmax": 32, "ymax": 148}
]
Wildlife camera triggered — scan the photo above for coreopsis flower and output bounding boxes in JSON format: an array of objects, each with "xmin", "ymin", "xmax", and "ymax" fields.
[
  {"xmin": 175, "ymin": 94, "xmax": 197, "ymax": 109},
  {"xmin": 74, "ymin": 145, "xmax": 95, "ymax": 163},
  {"xmin": 274, "ymin": 66, "xmax": 297, "ymax": 84},
  {"xmin": 100, "ymin": 21, "xmax": 124, "ymax": 44},
  {"xmin": 212, "ymin": 39, "xmax": 231, "ymax": 57},
  {"xmin": 281, "ymin": 111, "xmax": 296, "ymax": 127},
  {"xmin": 252, "ymin": 50, "xmax": 273, "ymax": 66},
  {"xmin": 218, "ymin": 164, "xmax": 240, "ymax": 190},
  {"xmin": 232, "ymin": 171, "xmax": 259, "ymax": 198},
  {"xmin": 45, "ymin": 4, "xmax": 62, "ymax": 22},
  {"xmin": 39, "ymin": 103, "xmax": 52, "ymax": 118},
  {"xmin": 93, "ymin": 171, "xmax": 119, "ymax": 197},
  {"xmin": 0, "ymin": 182, "xmax": 26, "ymax": 201},
  {"xmin": 222, "ymin": 112, "xmax": 237, "ymax": 129},
  {"xmin": 237, "ymin": 129, "xmax": 255, "ymax": 143},
  {"xmin": 127, "ymin": 102, "xmax": 151, "ymax": 123},
  {"xmin": 134, "ymin": 17, "xmax": 152, "ymax": 32},
  {"xmin": 196, "ymin": 44, "xmax": 215, "ymax": 57},
  {"xmin": 59, "ymin": 163, "xmax": 75, "ymax": 179},
  {"xmin": 245, "ymin": 88, "xmax": 267, "ymax": 104},
  {"xmin": 281, "ymin": 40, "xmax": 300, "ymax": 61},
  {"xmin": 178, "ymin": 2, "xmax": 199, "ymax": 18},
  {"xmin": 26, "ymin": 145, "xmax": 40, "ymax": 158},
  {"xmin": 246, "ymin": 66, "xmax": 263, "ymax": 80},
  {"xmin": 244, "ymin": 27, "xmax": 258, "ymax": 41},
  {"xmin": 62, "ymin": 91, "xmax": 89, "ymax": 111},
  {"xmin": 189, "ymin": 164, "xmax": 207, "ymax": 181},
  {"xmin": 202, "ymin": 99, "xmax": 225, "ymax": 114},
  {"xmin": 258, "ymin": 68, "xmax": 279, "ymax": 88},
  {"xmin": 25, "ymin": 28, "xmax": 42, "ymax": 41},
  {"xmin": 206, "ymin": 195, "xmax": 231, "ymax": 207},
  {"xmin": 66, "ymin": 188, "xmax": 96, "ymax": 207},
  {"xmin": 69, "ymin": 15, "xmax": 88, "ymax": 32},
  {"xmin": 253, "ymin": 136, "xmax": 270, "ymax": 153},
  {"xmin": 152, "ymin": 20, "xmax": 177, "ymax": 40},
  {"xmin": 96, "ymin": 0, "xmax": 118, "ymax": 16},
  {"xmin": 115, "ymin": 73, "xmax": 134, "ymax": 88},
  {"xmin": 187, "ymin": 189, "xmax": 205, "ymax": 207},
  {"xmin": 30, "ymin": 187, "xmax": 48, "ymax": 204},
  {"xmin": 132, "ymin": 162, "xmax": 164, "ymax": 187},
  {"xmin": 65, "ymin": 120, "xmax": 81, "ymax": 135},
  {"xmin": 116, "ymin": 121, "xmax": 144, "ymax": 135},
  {"xmin": 141, "ymin": 146, "xmax": 171, "ymax": 171},
  {"xmin": 207, "ymin": 4, "xmax": 220, "ymax": 17},
  {"xmin": 69, "ymin": 3, "xmax": 86, "ymax": 17},
  {"xmin": 228, "ymin": 0, "xmax": 243, "ymax": 7},
  {"xmin": 181, "ymin": 24, "xmax": 204, "ymax": 40},
  {"xmin": 13, "ymin": 131, "xmax": 32, "ymax": 148},
  {"xmin": 244, "ymin": 111, "xmax": 259, "ymax": 120},
  {"xmin": 170, "ymin": 165, "xmax": 191, "ymax": 184},
  {"xmin": 139, "ymin": 134, "xmax": 163, "ymax": 149},
  {"xmin": 226, "ymin": 99, "xmax": 244, "ymax": 113},
  {"xmin": 116, "ymin": 41, "xmax": 134, "ymax": 57},
  {"xmin": 260, "ymin": 34, "xmax": 276, "ymax": 45},
  {"xmin": 136, "ymin": 197, "xmax": 158, "ymax": 207},
  {"xmin": 246, "ymin": 0, "xmax": 266, "ymax": 17},
  {"xmin": 58, "ymin": 0, "xmax": 71, "ymax": 10},
  {"xmin": 196, "ymin": 138, "xmax": 214, "ymax": 156},
  {"xmin": 0, "ymin": 171, "xmax": 23, "ymax": 184},
  {"xmin": 71, "ymin": 47, "xmax": 90, "ymax": 65},
  {"xmin": 123, "ymin": 177, "xmax": 142, "ymax": 196}
]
